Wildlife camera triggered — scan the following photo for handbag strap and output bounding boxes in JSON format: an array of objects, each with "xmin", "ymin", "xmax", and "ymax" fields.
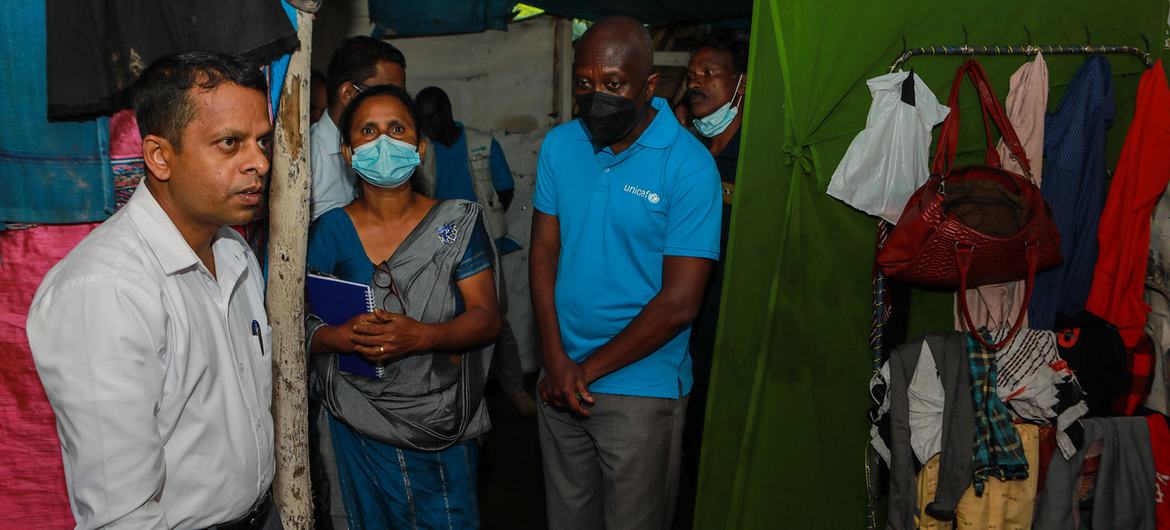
[
  {"xmin": 954, "ymin": 242, "xmax": 1039, "ymax": 351},
  {"xmin": 931, "ymin": 60, "xmax": 1033, "ymax": 179}
]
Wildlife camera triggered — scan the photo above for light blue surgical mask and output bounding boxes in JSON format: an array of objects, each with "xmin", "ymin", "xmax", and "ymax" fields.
[
  {"xmin": 351, "ymin": 135, "xmax": 420, "ymax": 189},
  {"xmin": 693, "ymin": 75, "xmax": 744, "ymax": 138}
]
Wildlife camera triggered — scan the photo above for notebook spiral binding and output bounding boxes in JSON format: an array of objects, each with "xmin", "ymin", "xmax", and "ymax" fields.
[{"xmin": 364, "ymin": 289, "xmax": 387, "ymax": 379}]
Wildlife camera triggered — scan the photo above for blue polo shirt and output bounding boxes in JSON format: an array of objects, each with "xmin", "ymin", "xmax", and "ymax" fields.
[
  {"xmin": 432, "ymin": 123, "xmax": 514, "ymax": 202},
  {"xmin": 533, "ymin": 96, "xmax": 721, "ymax": 399}
]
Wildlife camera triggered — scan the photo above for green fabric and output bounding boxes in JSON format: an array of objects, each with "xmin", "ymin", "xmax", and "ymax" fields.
[{"xmin": 696, "ymin": 1, "xmax": 1167, "ymax": 528}]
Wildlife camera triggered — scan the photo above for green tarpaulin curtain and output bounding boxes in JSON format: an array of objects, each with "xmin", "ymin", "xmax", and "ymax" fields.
[{"xmin": 697, "ymin": 1, "xmax": 1168, "ymax": 528}]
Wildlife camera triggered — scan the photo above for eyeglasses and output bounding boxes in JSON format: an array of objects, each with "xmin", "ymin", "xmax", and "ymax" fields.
[
  {"xmin": 351, "ymin": 82, "xmax": 368, "ymax": 94},
  {"xmin": 372, "ymin": 262, "xmax": 407, "ymax": 314}
]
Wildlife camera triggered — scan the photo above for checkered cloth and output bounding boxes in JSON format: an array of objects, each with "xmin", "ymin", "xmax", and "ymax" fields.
[
  {"xmin": 1113, "ymin": 333, "xmax": 1155, "ymax": 416},
  {"xmin": 968, "ymin": 334, "xmax": 1029, "ymax": 495}
]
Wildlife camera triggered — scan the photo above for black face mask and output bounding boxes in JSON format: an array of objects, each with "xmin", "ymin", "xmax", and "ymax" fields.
[{"xmin": 575, "ymin": 91, "xmax": 642, "ymax": 147}]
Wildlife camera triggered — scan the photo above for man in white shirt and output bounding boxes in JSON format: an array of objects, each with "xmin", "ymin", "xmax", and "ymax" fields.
[
  {"xmin": 310, "ymin": 36, "xmax": 407, "ymax": 220},
  {"xmin": 27, "ymin": 51, "xmax": 278, "ymax": 530}
]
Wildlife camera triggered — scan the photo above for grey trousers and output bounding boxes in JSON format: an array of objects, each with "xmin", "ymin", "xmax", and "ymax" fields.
[
  {"xmin": 494, "ymin": 269, "xmax": 525, "ymax": 394},
  {"xmin": 537, "ymin": 392, "xmax": 688, "ymax": 530}
]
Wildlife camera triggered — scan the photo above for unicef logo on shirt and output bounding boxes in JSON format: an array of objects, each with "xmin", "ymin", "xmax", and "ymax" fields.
[{"xmin": 623, "ymin": 184, "xmax": 660, "ymax": 205}]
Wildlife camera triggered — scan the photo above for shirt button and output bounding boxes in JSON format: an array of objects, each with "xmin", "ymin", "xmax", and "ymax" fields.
[{"xmin": 603, "ymin": 168, "xmax": 610, "ymax": 173}]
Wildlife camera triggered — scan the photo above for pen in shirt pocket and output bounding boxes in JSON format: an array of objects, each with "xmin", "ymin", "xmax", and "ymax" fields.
[{"xmin": 251, "ymin": 320, "xmax": 264, "ymax": 356}]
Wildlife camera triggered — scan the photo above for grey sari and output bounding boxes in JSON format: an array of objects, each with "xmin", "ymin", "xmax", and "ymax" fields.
[{"xmin": 310, "ymin": 199, "xmax": 495, "ymax": 451}]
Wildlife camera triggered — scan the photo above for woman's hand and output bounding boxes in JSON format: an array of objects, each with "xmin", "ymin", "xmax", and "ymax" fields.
[
  {"xmin": 310, "ymin": 312, "xmax": 383, "ymax": 354},
  {"xmin": 351, "ymin": 309, "xmax": 434, "ymax": 362}
]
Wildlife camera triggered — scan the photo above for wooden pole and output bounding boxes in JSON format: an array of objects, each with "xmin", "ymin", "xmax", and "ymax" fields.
[{"xmin": 267, "ymin": 8, "xmax": 313, "ymax": 529}]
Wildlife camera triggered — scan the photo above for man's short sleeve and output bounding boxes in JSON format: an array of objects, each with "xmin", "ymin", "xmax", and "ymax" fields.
[
  {"xmin": 488, "ymin": 139, "xmax": 514, "ymax": 192},
  {"xmin": 533, "ymin": 134, "xmax": 558, "ymax": 216},
  {"xmin": 664, "ymin": 160, "xmax": 722, "ymax": 259}
]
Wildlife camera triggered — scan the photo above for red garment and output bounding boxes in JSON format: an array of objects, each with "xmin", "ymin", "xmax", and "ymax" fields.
[
  {"xmin": 1086, "ymin": 60, "xmax": 1170, "ymax": 348},
  {"xmin": 1147, "ymin": 415, "xmax": 1170, "ymax": 529},
  {"xmin": 0, "ymin": 224, "xmax": 98, "ymax": 528},
  {"xmin": 1116, "ymin": 334, "xmax": 1156, "ymax": 415}
]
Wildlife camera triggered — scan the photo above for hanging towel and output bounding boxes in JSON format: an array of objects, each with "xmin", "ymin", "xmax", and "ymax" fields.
[
  {"xmin": 1029, "ymin": 56, "xmax": 1116, "ymax": 331},
  {"xmin": 0, "ymin": 1, "xmax": 111, "ymax": 225},
  {"xmin": 827, "ymin": 70, "xmax": 949, "ymax": 223},
  {"xmin": 1085, "ymin": 60, "xmax": 1170, "ymax": 347},
  {"xmin": 958, "ymin": 53, "xmax": 1048, "ymax": 332}
]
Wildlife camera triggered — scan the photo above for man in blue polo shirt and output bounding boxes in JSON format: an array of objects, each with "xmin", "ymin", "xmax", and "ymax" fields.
[{"xmin": 531, "ymin": 15, "xmax": 721, "ymax": 530}]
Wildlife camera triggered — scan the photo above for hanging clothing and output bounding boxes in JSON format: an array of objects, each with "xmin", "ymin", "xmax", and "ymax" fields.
[
  {"xmin": 0, "ymin": 0, "xmax": 111, "ymax": 225},
  {"xmin": 989, "ymin": 328, "xmax": 1088, "ymax": 458},
  {"xmin": 876, "ymin": 333, "xmax": 974, "ymax": 529},
  {"xmin": 1035, "ymin": 417, "xmax": 1156, "ymax": 530},
  {"xmin": 1027, "ymin": 56, "xmax": 1116, "ymax": 331},
  {"xmin": 1056, "ymin": 310, "xmax": 1127, "ymax": 417},
  {"xmin": 827, "ymin": 70, "xmax": 949, "ymax": 223},
  {"xmin": 969, "ymin": 334, "xmax": 1029, "ymax": 496},
  {"xmin": 1146, "ymin": 415, "xmax": 1170, "ymax": 529},
  {"xmin": 915, "ymin": 424, "xmax": 1040, "ymax": 529},
  {"xmin": 958, "ymin": 53, "xmax": 1048, "ymax": 331},
  {"xmin": 1145, "ymin": 181, "xmax": 1170, "ymax": 414},
  {"xmin": 1086, "ymin": 59, "xmax": 1170, "ymax": 347},
  {"xmin": 45, "ymin": 0, "xmax": 298, "ymax": 120}
]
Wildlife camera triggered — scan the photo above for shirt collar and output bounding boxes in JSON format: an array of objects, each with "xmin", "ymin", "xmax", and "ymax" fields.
[
  {"xmin": 575, "ymin": 96, "xmax": 678, "ymax": 150},
  {"xmin": 125, "ymin": 183, "xmax": 243, "ymax": 276}
]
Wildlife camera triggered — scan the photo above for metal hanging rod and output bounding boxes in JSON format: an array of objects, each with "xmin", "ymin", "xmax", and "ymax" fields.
[{"xmin": 889, "ymin": 43, "xmax": 1153, "ymax": 73}]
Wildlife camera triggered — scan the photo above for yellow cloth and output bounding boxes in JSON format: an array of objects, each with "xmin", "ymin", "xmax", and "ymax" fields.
[{"xmin": 916, "ymin": 424, "xmax": 1040, "ymax": 529}]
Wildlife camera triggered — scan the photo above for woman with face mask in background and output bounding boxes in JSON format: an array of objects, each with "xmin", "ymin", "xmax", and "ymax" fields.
[{"xmin": 304, "ymin": 84, "xmax": 501, "ymax": 529}]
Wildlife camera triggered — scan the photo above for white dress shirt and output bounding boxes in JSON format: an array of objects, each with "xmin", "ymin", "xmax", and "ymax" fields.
[
  {"xmin": 310, "ymin": 112, "xmax": 359, "ymax": 220},
  {"xmin": 27, "ymin": 184, "xmax": 274, "ymax": 529}
]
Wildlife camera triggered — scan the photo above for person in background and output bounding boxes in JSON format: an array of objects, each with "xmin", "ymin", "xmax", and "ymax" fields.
[
  {"xmin": 310, "ymin": 70, "xmax": 327, "ymax": 124},
  {"xmin": 27, "ymin": 51, "xmax": 279, "ymax": 529},
  {"xmin": 306, "ymin": 84, "xmax": 500, "ymax": 529},
  {"xmin": 310, "ymin": 36, "xmax": 407, "ymax": 220},
  {"xmin": 680, "ymin": 30, "xmax": 749, "ymax": 500},
  {"xmin": 415, "ymin": 85, "xmax": 537, "ymax": 417},
  {"xmin": 531, "ymin": 16, "xmax": 721, "ymax": 530}
]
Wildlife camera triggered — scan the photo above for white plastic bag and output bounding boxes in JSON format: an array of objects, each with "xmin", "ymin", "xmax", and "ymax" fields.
[{"xmin": 826, "ymin": 70, "xmax": 950, "ymax": 223}]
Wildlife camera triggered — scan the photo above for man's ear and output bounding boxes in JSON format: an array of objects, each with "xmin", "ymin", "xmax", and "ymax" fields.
[
  {"xmin": 644, "ymin": 72, "xmax": 661, "ymax": 101},
  {"xmin": 416, "ymin": 137, "xmax": 428, "ymax": 162},
  {"xmin": 338, "ymin": 82, "xmax": 361, "ymax": 108},
  {"xmin": 341, "ymin": 143, "xmax": 353, "ymax": 166},
  {"xmin": 142, "ymin": 135, "xmax": 174, "ymax": 182}
]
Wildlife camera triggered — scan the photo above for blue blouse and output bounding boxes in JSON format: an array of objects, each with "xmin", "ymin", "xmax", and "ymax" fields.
[{"xmin": 307, "ymin": 205, "xmax": 492, "ymax": 303}]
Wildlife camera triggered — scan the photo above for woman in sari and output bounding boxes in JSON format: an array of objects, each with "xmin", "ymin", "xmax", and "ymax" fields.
[{"xmin": 305, "ymin": 84, "xmax": 500, "ymax": 529}]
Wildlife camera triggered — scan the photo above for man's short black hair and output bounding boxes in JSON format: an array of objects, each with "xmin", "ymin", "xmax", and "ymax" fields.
[
  {"xmin": 132, "ymin": 51, "xmax": 267, "ymax": 150},
  {"xmin": 696, "ymin": 31, "xmax": 750, "ymax": 76},
  {"xmin": 338, "ymin": 84, "xmax": 419, "ymax": 146},
  {"xmin": 326, "ymin": 37, "xmax": 407, "ymax": 106}
]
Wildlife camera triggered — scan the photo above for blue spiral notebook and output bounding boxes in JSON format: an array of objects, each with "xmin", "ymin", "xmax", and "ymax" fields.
[{"xmin": 305, "ymin": 273, "xmax": 383, "ymax": 378}]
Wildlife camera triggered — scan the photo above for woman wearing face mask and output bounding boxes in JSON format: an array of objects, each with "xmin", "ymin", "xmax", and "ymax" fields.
[{"xmin": 305, "ymin": 84, "xmax": 500, "ymax": 529}]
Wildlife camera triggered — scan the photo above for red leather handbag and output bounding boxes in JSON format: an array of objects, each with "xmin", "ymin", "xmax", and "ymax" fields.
[{"xmin": 876, "ymin": 60, "xmax": 1062, "ymax": 349}]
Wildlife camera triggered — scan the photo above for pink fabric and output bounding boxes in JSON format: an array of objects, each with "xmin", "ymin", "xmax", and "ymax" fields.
[
  {"xmin": 109, "ymin": 109, "xmax": 142, "ymax": 157},
  {"xmin": 957, "ymin": 53, "xmax": 1048, "ymax": 331},
  {"xmin": 0, "ymin": 223, "xmax": 98, "ymax": 528}
]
